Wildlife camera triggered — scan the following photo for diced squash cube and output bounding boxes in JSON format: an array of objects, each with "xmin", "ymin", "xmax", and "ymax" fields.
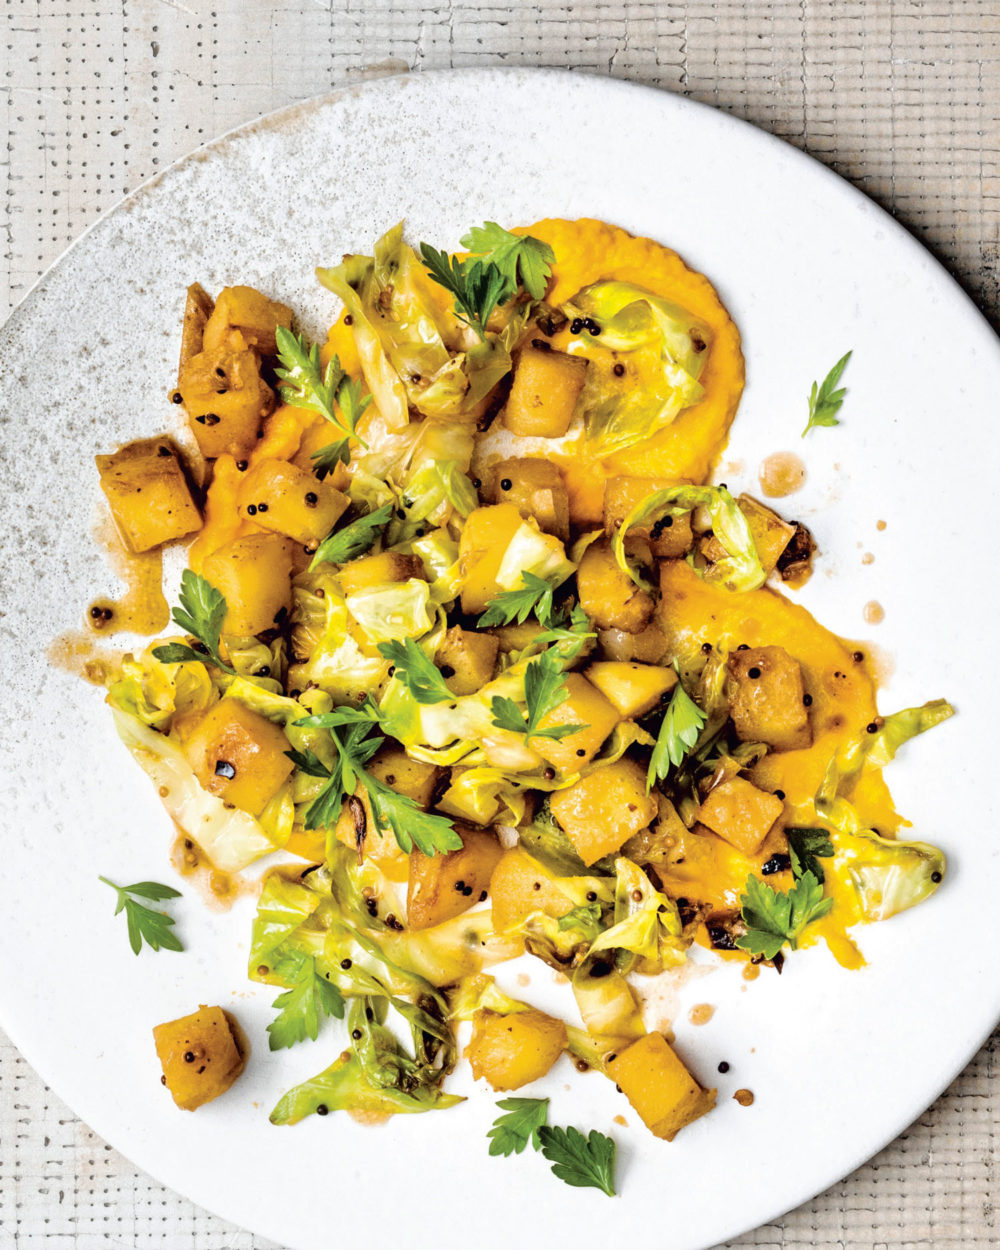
[
  {"xmin": 702, "ymin": 493, "xmax": 795, "ymax": 576},
  {"xmin": 202, "ymin": 533, "xmax": 295, "ymax": 636},
  {"xmin": 606, "ymin": 1032, "xmax": 715, "ymax": 1141},
  {"xmin": 488, "ymin": 620, "xmax": 542, "ymax": 653},
  {"xmin": 435, "ymin": 626, "xmax": 499, "ymax": 695},
  {"xmin": 549, "ymin": 758, "xmax": 657, "ymax": 865},
  {"xmin": 489, "ymin": 847, "xmax": 575, "ymax": 932},
  {"xmin": 697, "ymin": 776, "xmax": 783, "ymax": 856},
  {"xmin": 407, "ymin": 825, "xmax": 504, "ymax": 930},
  {"xmin": 153, "ymin": 1005, "xmax": 245, "ymax": 1111},
  {"xmin": 585, "ymin": 660, "xmax": 677, "ymax": 719},
  {"xmin": 603, "ymin": 475, "xmax": 694, "ymax": 558},
  {"xmin": 177, "ymin": 345, "xmax": 275, "ymax": 460},
  {"xmin": 338, "ymin": 550, "xmax": 424, "ymax": 595},
  {"xmin": 368, "ymin": 747, "xmax": 442, "ymax": 809},
  {"xmin": 530, "ymin": 673, "xmax": 620, "ymax": 772},
  {"xmin": 178, "ymin": 283, "xmax": 214, "ymax": 379},
  {"xmin": 488, "ymin": 457, "xmax": 570, "ymax": 542},
  {"xmin": 458, "ymin": 503, "xmax": 525, "ymax": 614},
  {"xmin": 202, "ymin": 285, "xmax": 293, "ymax": 356},
  {"xmin": 504, "ymin": 342, "xmax": 588, "ymax": 438},
  {"xmin": 727, "ymin": 645, "xmax": 812, "ymax": 751},
  {"xmin": 236, "ymin": 458, "xmax": 349, "ymax": 545},
  {"xmin": 96, "ymin": 438, "xmax": 201, "ymax": 552},
  {"xmin": 466, "ymin": 1007, "xmax": 567, "ymax": 1090},
  {"xmin": 598, "ymin": 622, "xmax": 670, "ymax": 664},
  {"xmin": 576, "ymin": 539, "xmax": 654, "ymax": 634},
  {"xmin": 184, "ymin": 698, "xmax": 293, "ymax": 816}
]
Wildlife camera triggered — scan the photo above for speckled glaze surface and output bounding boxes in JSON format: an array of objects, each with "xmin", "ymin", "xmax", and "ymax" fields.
[{"xmin": 1, "ymin": 69, "xmax": 998, "ymax": 1250}]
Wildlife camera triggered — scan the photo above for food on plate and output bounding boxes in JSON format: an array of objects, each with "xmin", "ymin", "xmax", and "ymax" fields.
[
  {"xmin": 91, "ymin": 218, "xmax": 952, "ymax": 1170},
  {"xmin": 153, "ymin": 1005, "xmax": 246, "ymax": 1110}
]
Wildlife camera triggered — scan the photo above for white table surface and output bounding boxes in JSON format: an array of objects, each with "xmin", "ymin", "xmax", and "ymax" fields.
[{"xmin": 2, "ymin": 2, "xmax": 998, "ymax": 1247}]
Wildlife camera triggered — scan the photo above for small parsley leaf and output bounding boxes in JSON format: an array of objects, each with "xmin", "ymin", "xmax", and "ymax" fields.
[
  {"xmin": 459, "ymin": 223, "xmax": 555, "ymax": 301},
  {"xmin": 537, "ymin": 1125, "xmax": 617, "ymax": 1197},
  {"xmin": 477, "ymin": 571, "xmax": 558, "ymax": 628},
  {"xmin": 786, "ymin": 828, "xmax": 835, "ymax": 884},
  {"xmin": 419, "ymin": 244, "xmax": 507, "ymax": 340},
  {"xmin": 267, "ymin": 955, "xmax": 345, "ymax": 1051},
  {"xmin": 647, "ymin": 681, "xmax": 707, "ymax": 791},
  {"xmin": 362, "ymin": 775, "xmax": 463, "ymax": 856},
  {"xmin": 152, "ymin": 569, "xmax": 235, "ymax": 674},
  {"xmin": 309, "ymin": 504, "xmax": 393, "ymax": 571},
  {"xmin": 98, "ymin": 876, "xmax": 183, "ymax": 956},
  {"xmin": 310, "ymin": 439, "xmax": 352, "ymax": 480},
  {"xmin": 378, "ymin": 638, "xmax": 453, "ymax": 704},
  {"xmin": 275, "ymin": 328, "xmax": 370, "ymax": 452},
  {"xmin": 487, "ymin": 1097, "xmax": 550, "ymax": 1156},
  {"xmin": 490, "ymin": 650, "xmax": 586, "ymax": 745},
  {"xmin": 802, "ymin": 350, "xmax": 852, "ymax": 437},
  {"xmin": 736, "ymin": 869, "xmax": 833, "ymax": 959}
]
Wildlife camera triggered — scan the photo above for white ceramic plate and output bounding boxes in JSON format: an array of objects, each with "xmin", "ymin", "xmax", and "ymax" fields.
[{"xmin": 1, "ymin": 68, "xmax": 997, "ymax": 1250}]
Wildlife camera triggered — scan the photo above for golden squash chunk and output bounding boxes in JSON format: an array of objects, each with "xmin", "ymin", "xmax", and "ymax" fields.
[
  {"xmin": 585, "ymin": 660, "xmax": 677, "ymax": 719},
  {"xmin": 504, "ymin": 342, "xmax": 588, "ymax": 438},
  {"xmin": 177, "ymin": 345, "xmax": 275, "ymax": 460},
  {"xmin": 549, "ymin": 758, "xmax": 657, "ymax": 865},
  {"xmin": 458, "ymin": 503, "xmax": 524, "ymax": 615},
  {"xmin": 531, "ymin": 673, "xmax": 620, "ymax": 773},
  {"xmin": 184, "ymin": 698, "xmax": 294, "ymax": 816},
  {"xmin": 607, "ymin": 1032, "xmax": 716, "ymax": 1141},
  {"xmin": 435, "ymin": 626, "xmax": 499, "ymax": 695},
  {"xmin": 96, "ymin": 438, "xmax": 201, "ymax": 553},
  {"xmin": 697, "ymin": 776, "xmax": 783, "ymax": 856},
  {"xmin": 202, "ymin": 533, "xmax": 295, "ymax": 636},
  {"xmin": 338, "ymin": 550, "xmax": 424, "ymax": 595},
  {"xmin": 466, "ymin": 1007, "xmax": 567, "ymax": 1090},
  {"xmin": 407, "ymin": 825, "xmax": 503, "ymax": 930},
  {"xmin": 178, "ymin": 282, "xmax": 214, "ymax": 378},
  {"xmin": 333, "ymin": 788, "xmax": 410, "ymax": 881},
  {"xmin": 487, "ymin": 457, "xmax": 570, "ymax": 542},
  {"xmin": 202, "ymin": 285, "xmax": 293, "ymax": 356},
  {"xmin": 598, "ymin": 622, "xmax": 670, "ymax": 664},
  {"xmin": 603, "ymin": 475, "xmax": 694, "ymax": 558},
  {"xmin": 577, "ymin": 539, "xmax": 654, "ymax": 634},
  {"xmin": 728, "ymin": 645, "xmax": 812, "ymax": 751},
  {"xmin": 153, "ymin": 1005, "xmax": 246, "ymax": 1111},
  {"xmin": 489, "ymin": 847, "xmax": 576, "ymax": 932},
  {"xmin": 488, "ymin": 620, "xmax": 543, "ymax": 653},
  {"xmin": 368, "ymin": 746, "xmax": 442, "ymax": 809},
  {"xmin": 236, "ymin": 459, "xmax": 349, "ymax": 546},
  {"xmin": 702, "ymin": 493, "xmax": 795, "ymax": 577}
]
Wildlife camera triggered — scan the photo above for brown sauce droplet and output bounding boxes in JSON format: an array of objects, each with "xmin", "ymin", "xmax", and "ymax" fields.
[
  {"xmin": 170, "ymin": 831, "xmax": 255, "ymax": 911},
  {"xmin": 861, "ymin": 551, "xmax": 875, "ymax": 566},
  {"xmin": 758, "ymin": 452, "xmax": 806, "ymax": 499},
  {"xmin": 742, "ymin": 963, "xmax": 760, "ymax": 982},
  {"xmin": 864, "ymin": 600, "xmax": 885, "ymax": 625},
  {"xmin": 876, "ymin": 519, "xmax": 887, "ymax": 531},
  {"xmin": 348, "ymin": 1108, "xmax": 392, "ymax": 1127},
  {"xmin": 688, "ymin": 1003, "xmax": 715, "ymax": 1026},
  {"xmin": 613, "ymin": 1114, "xmax": 628, "ymax": 1127},
  {"xmin": 733, "ymin": 1088, "xmax": 755, "ymax": 1107}
]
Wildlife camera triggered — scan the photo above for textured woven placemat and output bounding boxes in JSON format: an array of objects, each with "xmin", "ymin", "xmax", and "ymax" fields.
[{"xmin": 2, "ymin": 3, "xmax": 998, "ymax": 1247}]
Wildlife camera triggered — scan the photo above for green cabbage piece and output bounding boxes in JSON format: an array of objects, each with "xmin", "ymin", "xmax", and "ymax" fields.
[
  {"xmin": 495, "ymin": 518, "xmax": 577, "ymax": 590},
  {"xmin": 409, "ymin": 529, "xmax": 463, "ymax": 605},
  {"xmin": 612, "ymin": 484, "xmax": 765, "ymax": 593},
  {"xmin": 291, "ymin": 568, "xmax": 390, "ymax": 699},
  {"xmin": 343, "ymin": 577, "xmax": 434, "ymax": 645},
  {"xmin": 107, "ymin": 647, "xmax": 214, "ymax": 731}
]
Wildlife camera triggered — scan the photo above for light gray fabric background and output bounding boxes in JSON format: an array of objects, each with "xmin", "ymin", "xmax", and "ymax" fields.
[{"xmin": 1, "ymin": 2, "xmax": 998, "ymax": 1247}]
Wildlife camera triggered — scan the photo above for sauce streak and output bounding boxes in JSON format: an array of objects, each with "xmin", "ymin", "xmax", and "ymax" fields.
[
  {"xmin": 758, "ymin": 452, "xmax": 806, "ymax": 499},
  {"xmin": 87, "ymin": 515, "xmax": 169, "ymax": 637},
  {"xmin": 170, "ymin": 832, "xmax": 256, "ymax": 911},
  {"xmin": 47, "ymin": 631, "xmax": 124, "ymax": 687}
]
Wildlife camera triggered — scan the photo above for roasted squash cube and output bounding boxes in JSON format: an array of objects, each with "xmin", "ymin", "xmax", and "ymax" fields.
[
  {"xmin": 603, "ymin": 475, "xmax": 694, "ymax": 558},
  {"xmin": 530, "ymin": 673, "xmax": 620, "ymax": 772},
  {"xmin": 178, "ymin": 283, "xmax": 214, "ymax": 379},
  {"xmin": 549, "ymin": 758, "xmax": 657, "ymax": 865},
  {"xmin": 488, "ymin": 620, "xmax": 543, "ymax": 654},
  {"xmin": 407, "ymin": 825, "xmax": 504, "ymax": 930},
  {"xmin": 576, "ymin": 539, "xmax": 654, "ymax": 634},
  {"xmin": 727, "ymin": 645, "xmax": 812, "ymax": 751},
  {"xmin": 504, "ymin": 343, "xmax": 588, "ymax": 438},
  {"xmin": 585, "ymin": 660, "xmax": 677, "ymax": 719},
  {"xmin": 597, "ymin": 622, "xmax": 670, "ymax": 664},
  {"xmin": 488, "ymin": 457, "xmax": 570, "ymax": 542},
  {"xmin": 489, "ymin": 847, "xmax": 575, "ymax": 932},
  {"xmin": 466, "ymin": 1007, "xmax": 567, "ymax": 1090},
  {"xmin": 702, "ymin": 493, "xmax": 795, "ymax": 577},
  {"xmin": 96, "ymin": 438, "xmax": 201, "ymax": 553},
  {"xmin": 697, "ymin": 777, "xmax": 782, "ymax": 856},
  {"xmin": 178, "ymin": 345, "xmax": 275, "ymax": 460},
  {"xmin": 368, "ymin": 746, "xmax": 442, "ymax": 809},
  {"xmin": 184, "ymin": 698, "xmax": 294, "ymax": 816},
  {"xmin": 338, "ymin": 550, "xmax": 425, "ymax": 595},
  {"xmin": 606, "ymin": 1032, "xmax": 715, "ymax": 1141},
  {"xmin": 153, "ymin": 1005, "xmax": 245, "ymax": 1111},
  {"xmin": 435, "ymin": 626, "xmax": 499, "ymax": 695},
  {"xmin": 458, "ymin": 503, "xmax": 525, "ymax": 615},
  {"xmin": 202, "ymin": 285, "xmax": 293, "ymax": 356},
  {"xmin": 236, "ymin": 458, "xmax": 349, "ymax": 545},
  {"xmin": 202, "ymin": 533, "xmax": 295, "ymax": 636}
]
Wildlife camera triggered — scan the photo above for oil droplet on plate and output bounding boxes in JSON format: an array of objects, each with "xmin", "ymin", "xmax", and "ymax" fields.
[
  {"xmin": 733, "ymin": 1088, "xmax": 755, "ymax": 1107},
  {"xmin": 742, "ymin": 963, "xmax": 760, "ymax": 982},
  {"xmin": 688, "ymin": 1003, "xmax": 715, "ymax": 1026},
  {"xmin": 516, "ymin": 972, "xmax": 531, "ymax": 988},
  {"xmin": 862, "ymin": 552, "xmax": 875, "ymax": 566},
  {"xmin": 758, "ymin": 452, "xmax": 806, "ymax": 498},
  {"xmin": 876, "ymin": 519, "xmax": 887, "ymax": 531},
  {"xmin": 864, "ymin": 600, "xmax": 885, "ymax": 625},
  {"xmin": 613, "ymin": 1114, "xmax": 628, "ymax": 1127}
]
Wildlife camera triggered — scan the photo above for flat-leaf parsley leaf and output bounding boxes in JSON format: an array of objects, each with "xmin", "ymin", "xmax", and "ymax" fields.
[
  {"xmin": 98, "ymin": 877, "xmax": 183, "ymax": 956},
  {"xmin": 487, "ymin": 1097, "xmax": 550, "ymax": 1156},
  {"xmin": 802, "ymin": 350, "xmax": 852, "ymax": 437}
]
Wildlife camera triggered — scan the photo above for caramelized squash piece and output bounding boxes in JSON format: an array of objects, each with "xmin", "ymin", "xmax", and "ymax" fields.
[
  {"xmin": 339, "ymin": 551, "xmax": 425, "ymax": 596},
  {"xmin": 549, "ymin": 758, "xmax": 657, "ymax": 865},
  {"xmin": 606, "ymin": 1032, "xmax": 715, "ymax": 1141},
  {"xmin": 236, "ymin": 459, "xmax": 348, "ymax": 546},
  {"xmin": 487, "ymin": 457, "xmax": 570, "ymax": 542},
  {"xmin": 407, "ymin": 826, "xmax": 503, "ymax": 930},
  {"xmin": 702, "ymin": 493, "xmax": 795, "ymax": 577},
  {"xmin": 577, "ymin": 539, "xmax": 654, "ymax": 634},
  {"xmin": 368, "ymin": 746, "xmax": 442, "ymax": 808},
  {"xmin": 435, "ymin": 626, "xmax": 499, "ymax": 695},
  {"xmin": 202, "ymin": 285, "xmax": 293, "ymax": 356},
  {"xmin": 202, "ymin": 533, "xmax": 295, "ymax": 636},
  {"xmin": 585, "ymin": 660, "xmax": 677, "ymax": 719},
  {"xmin": 153, "ymin": 1005, "xmax": 245, "ymax": 1111},
  {"xmin": 603, "ymin": 475, "xmax": 694, "ymax": 558},
  {"xmin": 96, "ymin": 438, "xmax": 201, "ymax": 553},
  {"xmin": 184, "ymin": 698, "xmax": 294, "ymax": 816},
  {"xmin": 489, "ymin": 847, "xmax": 576, "ymax": 932},
  {"xmin": 178, "ymin": 283, "xmax": 214, "ymax": 378},
  {"xmin": 177, "ymin": 345, "xmax": 275, "ymax": 461},
  {"xmin": 697, "ymin": 776, "xmax": 782, "ymax": 856},
  {"xmin": 530, "ymin": 673, "xmax": 620, "ymax": 773},
  {"xmin": 458, "ymin": 503, "xmax": 524, "ymax": 615},
  {"xmin": 728, "ymin": 645, "xmax": 812, "ymax": 752},
  {"xmin": 504, "ymin": 342, "xmax": 588, "ymax": 438},
  {"xmin": 466, "ymin": 1007, "xmax": 567, "ymax": 1090}
]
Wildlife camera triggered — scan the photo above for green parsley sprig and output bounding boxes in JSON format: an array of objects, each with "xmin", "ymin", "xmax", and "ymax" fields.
[
  {"xmin": 275, "ymin": 327, "xmax": 371, "ymax": 465},
  {"xmin": 647, "ymin": 680, "xmax": 707, "ymax": 792},
  {"xmin": 152, "ymin": 570, "xmax": 236, "ymax": 674},
  {"xmin": 490, "ymin": 650, "xmax": 586, "ymax": 745},
  {"xmin": 736, "ymin": 869, "xmax": 833, "ymax": 960},
  {"xmin": 477, "ymin": 571, "xmax": 558, "ymax": 628},
  {"xmin": 802, "ymin": 350, "xmax": 852, "ymax": 437},
  {"xmin": 487, "ymin": 1097, "xmax": 550, "ymax": 1156},
  {"xmin": 419, "ymin": 245, "xmax": 507, "ymax": 341},
  {"xmin": 267, "ymin": 954, "xmax": 345, "ymax": 1051},
  {"xmin": 378, "ymin": 638, "xmax": 453, "ymax": 705},
  {"xmin": 459, "ymin": 223, "xmax": 555, "ymax": 302},
  {"xmin": 786, "ymin": 828, "xmax": 835, "ymax": 884},
  {"xmin": 309, "ymin": 503, "xmax": 393, "ymax": 572},
  {"xmin": 98, "ymin": 877, "xmax": 183, "ymax": 956}
]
